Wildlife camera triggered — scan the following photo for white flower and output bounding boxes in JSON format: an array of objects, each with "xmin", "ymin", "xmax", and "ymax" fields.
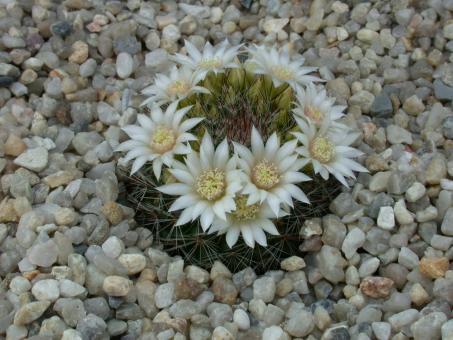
[
  {"xmin": 209, "ymin": 195, "xmax": 282, "ymax": 248},
  {"xmin": 158, "ymin": 133, "xmax": 243, "ymax": 230},
  {"xmin": 247, "ymin": 44, "xmax": 322, "ymax": 88},
  {"xmin": 293, "ymin": 83, "xmax": 346, "ymax": 127},
  {"xmin": 141, "ymin": 66, "xmax": 209, "ymax": 106},
  {"xmin": 116, "ymin": 101, "xmax": 203, "ymax": 178},
  {"xmin": 234, "ymin": 127, "xmax": 311, "ymax": 217},
  {"xmin": 173, "ymin": 40, "xmax": 241, "ymax": 79},
  {"xmin": 293, "ymin": 117, "xmax": 368, "ymax": 187}
]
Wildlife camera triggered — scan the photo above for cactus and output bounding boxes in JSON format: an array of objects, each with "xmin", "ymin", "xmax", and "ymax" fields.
[{"xmin": 120, "ymin": 66, "xmax": 342, "ymax": 273}]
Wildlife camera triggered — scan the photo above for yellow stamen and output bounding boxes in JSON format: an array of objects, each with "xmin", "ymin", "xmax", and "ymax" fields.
[
  {"xmin": 150, "ymin": 126, "xmax": 176, "ymax": 154},
  {"xmin": 232, "ymin": 195, "xmax": 260, "ymax": 221},
  {"xmin": 309, "ymin": 137, "xmax": 335, "ymax": 163},
  {"xmin": 196, "ymin": 168, "xmax": 226, "ymax": 201},
  {"xmin": 270, "ymin": 65, "xmax": 293, "ymax": 81},
  {"xmin": 304, "ymin": 105, "xmax": 324, "ymax": 125},
  {"xmin": 167, "ymin": 80, "xmax": 191, "ymax": 97},
  {"xmin": 251, "ymin": 160, "xmax": 280, "ymax": 190}
]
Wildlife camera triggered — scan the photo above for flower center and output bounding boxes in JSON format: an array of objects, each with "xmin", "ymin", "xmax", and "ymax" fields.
[
  {"xmin": 309, "ymin": 137, "xmax": 335, "ymax": 164},
  {"xmin": 167, "ymin": 80, "xmax": 191, "ymax": 97},
  {"xmin": 251, "ymin": 160, "xmax": 280, "ymax": 190},
  {"xmin": 199, "ymin": 57, "xmax": 222, "ymax": 69},
  {"xmin": 232, "ymin": 195, "xmax": 260, "ymax": 221},
  {"xmin": 270, "ymin": 65, "xmax": 293, "ymax": 81},
  {"xmin": 196, "ymin": 168, "xmax": 226, "ymax": 201},
  {"xmin": 150, "ymin": 126, "xmax": 176, "ymax": 154},
  {"xmin": 304, "ymin": 105, "xmax": 324, "ymax": 125}
]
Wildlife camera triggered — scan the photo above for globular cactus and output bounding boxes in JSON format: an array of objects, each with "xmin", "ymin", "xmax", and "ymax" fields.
[
  {"xmin": 117, "ymin": 42, "xmax": 366, "ymax": 273},
  {"xmin": 121, "ymin": 66, "xmax": 340, "ymax": 273}
]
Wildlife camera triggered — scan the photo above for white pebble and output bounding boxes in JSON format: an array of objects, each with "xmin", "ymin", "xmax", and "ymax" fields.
[
  {"xmin": 233, "ymin": 309, "xmax": 250, "ymax": 330},
  {"xmin": 377, "ymin": 206, "xmax": 395, "ymax": 230}
]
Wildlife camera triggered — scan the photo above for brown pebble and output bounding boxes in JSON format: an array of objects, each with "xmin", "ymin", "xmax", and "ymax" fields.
[
  {"xmin": 4, "ymin": 134, "xmax": 26, "ymax": 156},
  {"xmin": 360, "ymin": 276, "xmax": 394, "ymax": 298},
  {"xmin": 419, "ymin": 256, "xmax": 449, "ymax": 279}
]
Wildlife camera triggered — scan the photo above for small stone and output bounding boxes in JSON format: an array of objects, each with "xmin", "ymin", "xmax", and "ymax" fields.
[
  {"xmin": 388, "ymin": 309, "xmax": 419, "ymax": 332},
  {"xmin": 342, "ymin": 228, "xmax": 365, "ymax": 259},
  {"xmin": 284, "ymin": 310, "xmax": 314, "ymax": 337},
  {"xmin": 370, "ymin": 93, "xmax": 393, "ymax": 117},
  {"xmin": 44, "ymin": 171, "xmax": 75, "ymax": 189},
  {"xmin": 27, "ymin": 240, "xmax": 58, "ymax": 267},
  {"xmin": 102, "ymin": 236, "xmax": 124, "ymax": 258},
  {"xmin": 357, "ymin": 28, "xmax": 379, "ymax": 43},
  {"xmin": 14, "ymin": 301, "xmax": 51, "ymax": 325},
  {"xmin": 377, "ymin": 206, "xmax": 395, "ymax": 230},
  {"xmin": 253, "ymin": 276, "xmax": 275, "ymax": 303},
  {"xmin": 434, "ymin": 79, "xmax": 453, "ymax": 100},
  {"xmin": 9, "ymin": 276, "xmax": 31, "ymax": 294},
  {"xmin": 419, "ymin": 257, "xmax": 449, "ymax": 278},
  {"xmin": 32, "ymin": 279, "xmax": 60, "ymax": 301},
  {"xmin": 281, "ymin": 256, "xmax": 305, "ymax": 271},
  {"xmin": 360, "ymin": 276, "xmax": 394, "ymax": 298},
  {"xmin": 372, "ymin": 322, "xmax": 391, "ymax": 340},
  {"xmin": 406, "ymin": 182, "xmax": 426, "ymax": 202},
  {"xmin": 212, "ymin": 326, "xmax": 234, "ymax": 340},
  {"xmin": 394, "ymin": 199, "xmax": 414, "ymax": 225},
  {"xmin": 410, "ymin": 283, "xmax": 430, "ymax": 306},
  {"xmin": 411, "ymin": 312, "xmax": 447, "ymax": 340},
  {"xmin": 444, "ymin": 22, "xmax": 453, "ymax": 39},
  {"xmin": 169, "ymin": 299, "xmax": 201, "ymax": 319},
  {"xmin": 116, "ymin": 52, "xmax": 134, "ymax": 79},
  {"xmin": 442, "ymin": 320, "xmax": 453, "ymax": 339},
  {"xmin": 76, "ymin": 314, "xmax": 107, "ymax": 339},
  {"xmin": 233, "ymin": 309, "xmax": 250, "ymax": 330},
  {"xmin": 14, "ymin": 147, "xmax": 48, "ymax": 172},
  {"xmin": 155, "ymin": 283, "xmax": 175, "ymax": 308},
  {"xmin": 212, "ymin": 277, "xmax": 238, "ymax": 305},
  {"xmin": 386, "ymin": 125, "xmax": 413, "ymax": 145},
  {"xmin": 102, "ymin": 276, "xmax": 132, "ymax": 296},
  {"xmin": 69, "ymin": 41, "xmax": 89, "ymax": 64},
  {"xmin": 62, "ymin": 329, "xmax": 83, "ymax": 340},
  {"xmin": 441, "ymin": 207, "xmax": 453, "ymax": 236},
  {"xmin": 398, "ymin": 247, "xmax": 419, "ymax": 269},
  {"xmin": 402, "ymin": 95, "xmax": 425, "ymax": 115},
  {"xmin": 101, "ymin": 201, "xmax": 123, "ymax": 225},
  {"xmin": 426, "ymin": 157, "xmax": 447, "ymax": 185},
  {"xmin": 263, "ymin": 18, "xmax": 289, "ymax": 33},
  {"xmin": 118, "ymin": 254, "xmax": 146, "ymax": 275},
  {"xmin": 262, "ymin": 325, "xmax": 289, "ymax": 340},
  {"xmin": 4, "ymin": 134, "xmax": 26, "ymax": 156},
  {"xmin": 59, "ymin": 279, "xmax": 86, "ymax": 297}
]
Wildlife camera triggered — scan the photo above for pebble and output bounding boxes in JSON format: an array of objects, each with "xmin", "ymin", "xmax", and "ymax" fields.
[
  {"xmin": 233, "ymin": 309, "xmax": 250, "ymax": 330},
  {"xmin": 419, "ymin": 256, "xmax": 449, "ymax": 278},
  {"xmin": 116, "ymin": 52, "xmax": 134, "ymax": 79},
  {"xmin": 253, "ymin": 276, "xmax": 276, "ymax": 303},
  {"xmin": 388, "ymin": 309, "xmax": 420, "ymax": 332},
  {"xmin": 342, "ymin": 228, "xmax": 365, "ymax": 259},
  {"xmin": 32, "ymin": 279, "xmax": 60, "ymax": 301},
  {"xmin": 280, "ymin": 256, "xmax": 305, "ymax": 271},
  {"xmin": 13, "ymin": 147, "xmax": 48, "ymax": 172},
  {"xmin": 102, "ymin": 276, "xmax": 132, "ymax": 297},
  {"xmin": 360, "ymin": 276, "xmax": 394, "ymax": 298},
  {"xmin": 377, "ymin": 206, "xmax": 395, "ymax": 230},
  {"xmin": 284, "ymin": 310, "xmax": 314, "ymax": 337},
  {"xmin": 118, "ymin": 253, "xmax": 146, "ymax": 275},
  {"xmin": 14, "ymin": 301, "xmax": 51, "ymax": 325}
]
